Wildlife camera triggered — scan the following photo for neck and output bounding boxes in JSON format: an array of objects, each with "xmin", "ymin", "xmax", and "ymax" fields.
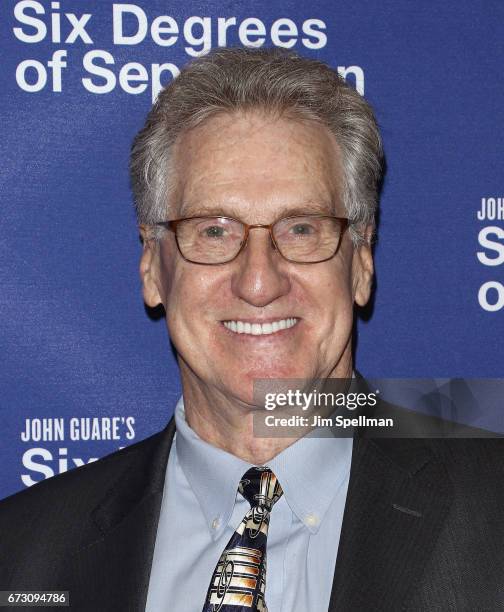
[{"xmin": 178, "ymin": 355, "xmax": 353, "ymax": 465}]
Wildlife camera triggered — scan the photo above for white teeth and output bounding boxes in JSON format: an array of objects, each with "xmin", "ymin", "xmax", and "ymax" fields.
[
  {"xmin": 223, "ymin": 318, "xmax": 298, "ymax": 336},
  {"xmin": 263, "ymin": 323, "xmax": 273, "ymax": 334}
]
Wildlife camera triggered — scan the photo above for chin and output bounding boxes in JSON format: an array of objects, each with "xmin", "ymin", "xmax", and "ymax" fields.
[{"xmin": 242, "ymin": 357, "xmax": 312, "ymax": 379}]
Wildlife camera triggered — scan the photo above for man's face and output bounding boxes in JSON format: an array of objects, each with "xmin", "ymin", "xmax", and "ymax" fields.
[{"xmin": 140, "ymin": 111, "xmax": 373, "ymax": 406}]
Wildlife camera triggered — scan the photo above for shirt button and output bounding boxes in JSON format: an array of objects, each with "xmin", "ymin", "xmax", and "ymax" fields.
[
  {"xmin": 305, "ymin": 513, "xmax": 319, "ymax": 527},
  {"xmin": 211, "ymin": 517, "xmax": 221, "ymax": 530}
]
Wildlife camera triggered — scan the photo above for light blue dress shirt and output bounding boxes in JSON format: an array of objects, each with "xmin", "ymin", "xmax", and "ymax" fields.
[{"xmin": 145, "ymin": 397, "xmax": 353, "ymax": 612}]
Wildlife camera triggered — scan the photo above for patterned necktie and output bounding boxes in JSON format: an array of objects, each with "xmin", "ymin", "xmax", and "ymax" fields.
[{"xmin": 202, "ymin": 466, "xmax": 283, "ymax": 612}]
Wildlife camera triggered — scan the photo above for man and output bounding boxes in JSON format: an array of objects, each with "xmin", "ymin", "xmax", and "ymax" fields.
[{"xmin": 1, "ymin": 48, "xmax": 503, "ymax": 611}]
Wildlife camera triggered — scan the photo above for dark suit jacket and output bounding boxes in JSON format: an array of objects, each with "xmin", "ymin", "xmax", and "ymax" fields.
[{"xmin": 1, "ymin": 418, "xmax": 503, "ymax": 611}]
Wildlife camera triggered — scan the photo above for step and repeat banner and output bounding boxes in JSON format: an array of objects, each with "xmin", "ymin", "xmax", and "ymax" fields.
[{"xmin": 1, "ymin": 1, "xmax": 503, "ymax": 499}]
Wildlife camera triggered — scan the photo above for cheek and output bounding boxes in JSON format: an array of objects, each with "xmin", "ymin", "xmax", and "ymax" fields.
[
  {"xmin": 305, "ymin": 264, "xmax": 355, "ymax": 346},
  {"xmin": 306, "ymin": 260, "xmax": 354, "ymax": 316},
  {"xmin": 164, "ymin": 263, "xmax": 228, "ymax": 332}
]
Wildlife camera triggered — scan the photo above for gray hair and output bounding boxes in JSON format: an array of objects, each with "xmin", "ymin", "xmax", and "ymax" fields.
[{"xmin": 130, "ymin": 47, "xmax": 383, "ymax": 245}]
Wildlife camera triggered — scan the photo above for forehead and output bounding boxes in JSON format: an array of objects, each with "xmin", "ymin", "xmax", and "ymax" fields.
[{"xmin": 170, "ymin": 111, "xmax": 344, "ymax": 219}]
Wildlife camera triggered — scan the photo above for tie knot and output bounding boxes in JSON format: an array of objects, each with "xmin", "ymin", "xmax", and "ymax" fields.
[{"xmin": 238, "ymin": 466, "xmax": 283, "ymax": 511}]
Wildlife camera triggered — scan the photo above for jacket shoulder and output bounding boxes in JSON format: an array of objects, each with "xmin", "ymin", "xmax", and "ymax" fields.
[
  {"xmin": 0, "ymin": 421, "xmax": 175, "ymax": 589},
  {"xmin": 0, "ymin": 426, "xmax": 172, "ymax": 566},
  {"xmin": 0, "ymin": 428, "xmax": 164, "ymax": 512},
  {"xmin": 429, "ymin": 437, "xmax": 504, "ymax": 483}
]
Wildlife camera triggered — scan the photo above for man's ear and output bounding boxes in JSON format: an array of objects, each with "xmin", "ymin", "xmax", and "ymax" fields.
[
  {"xmin": 139, "ymin": 224, "xmax": 163, "ymax": 308},
  {"xmin": 352, "ymin": 225, "xmax": 374, "ymax": 307}
]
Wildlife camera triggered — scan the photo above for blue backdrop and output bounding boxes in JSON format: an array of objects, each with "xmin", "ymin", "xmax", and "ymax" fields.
[{"xmin": 1, "ymin": 0, "xmax": 503, "ymax": 499}]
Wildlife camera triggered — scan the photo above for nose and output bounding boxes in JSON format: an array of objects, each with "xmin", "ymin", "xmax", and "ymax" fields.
[{"xmin": 231, "ymin": 228, "xmax": 291, "ymax": 307}]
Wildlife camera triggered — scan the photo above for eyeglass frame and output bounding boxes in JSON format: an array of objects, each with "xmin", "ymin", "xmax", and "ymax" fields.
[{"xmin": 155, "ymin": 214, "xmax": 350, "ymax": 265}]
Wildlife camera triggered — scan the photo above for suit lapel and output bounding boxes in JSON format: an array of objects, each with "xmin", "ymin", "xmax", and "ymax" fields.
[
  {"xmin": 62, "ymin": 420, "xmax": 175, "ymax": 612},
  {"xmin": 328, "ymin": 432, "xmax": 453, "ymax": 611}
]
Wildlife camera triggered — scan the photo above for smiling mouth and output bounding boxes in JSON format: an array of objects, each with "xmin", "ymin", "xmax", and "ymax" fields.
[{"xmin": 222, "ymin": 318, "xmax": 299, "ymax": 336}]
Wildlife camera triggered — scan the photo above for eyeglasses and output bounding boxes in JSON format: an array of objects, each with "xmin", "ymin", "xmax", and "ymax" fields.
[{"xmin": 155, "ymin": 214, "xmax": 349, "ymax": 265}]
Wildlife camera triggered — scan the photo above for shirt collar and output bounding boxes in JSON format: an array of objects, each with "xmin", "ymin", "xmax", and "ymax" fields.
[
  {"xmin": 175, "ymin": 397, "xmax": 251, "ymax": 540},
  {"xmin": 267, "ymin": 426, "xmax": 352, "ymax": 534},
  {"xmin": 175, "ymin": 395, "xmax": 353, "ymax": 538}
]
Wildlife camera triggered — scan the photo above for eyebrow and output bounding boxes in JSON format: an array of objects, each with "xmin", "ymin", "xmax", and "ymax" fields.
[{"xmin": 177, "ymin": 201, "xmax": 337, "ymax": 220}]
